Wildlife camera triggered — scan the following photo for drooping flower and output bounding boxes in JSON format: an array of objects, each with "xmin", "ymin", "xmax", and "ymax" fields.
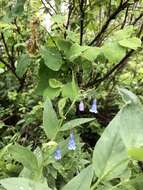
[
  {"xmin": 89, "ymin": 99, "xmax": 98, "ymax": 113},
  {"xmin": 79, "ymin": 101, "xmax": 85, "ymax": 112},
  {"xmin": 68, "ymin": 132, "xmax": 76, "ymax": 150},
  {"xmin": 54, "ymin": 147, "xmax": 62, "ymax": 160}
]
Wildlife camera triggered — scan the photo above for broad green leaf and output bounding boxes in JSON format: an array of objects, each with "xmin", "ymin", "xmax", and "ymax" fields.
[
  {"xmin": 36, "ymin": 62, "xmax": 60, "ymax": 98},
  {"xmin": 62, "ymin": 165, "xmax": 94, "ymax": 190},
  {"xmin": 49, "ymin": 78, "xmax": 63, "ymax": 88},
  {"xmin": 43, "ymin": 98, "xmax": 59, "ymax": 140},
  {"xmin": 58, "ymin": 98, "xmax": 67, "ymax": 117},
  {"xmin": 93, "ymin": 88, "xmax": 143, "ymax": 181},
  {"xmin": 8, "ymin": 145, "xmax": 39, "ymax": 172},
  {"xmin": 16, "ymin": 54, "xmax": 31, "ymax": 78},
  {"xmin": 0, "ymin": 177, "xmax": 51, "ymax": 190},
  {"xmin": 102, "ymin": 41, "xmax": 126, "ymax": 63},
  {"xmin": 68, "ymin": 43, "xmax": 88, "ymax": 61},
  {"xmin": 56, "ymin": 39, "xmax": 72, "ymax": 57},
  {"xmin": 113, "ymin": 26, "xmax": 134, "ymax": 41},
  {"xmin": 128, "ymin": 148, "xmax": 143, "ymax": 161},
  {"xmin": 119, "ymin": 37, "xmax": 141, "ymax": 50},
  {"xmin": 62, "ymin": 82, "xmax": 76, "ymax": 101},
  {"xmin": 82, "ymin": 47, "xmax": 101, "ymax": 62},
  {"xmin": 60, "ymin": 118, "xmax": 95, "ymax": 131},
  {"xmin": 92, "ymin": 119, "xmax": 128, "ymax": 181},
  {"xmin": 118, "ymin": 87, "xmax": 140, "ymax": 105},
  {"xmin": 43, "ymin": 87, "xmax": 61, "ymax": 99},
  {"xmin": 41, "ymin": 47, "xmax": 63, "ymax": 71}
]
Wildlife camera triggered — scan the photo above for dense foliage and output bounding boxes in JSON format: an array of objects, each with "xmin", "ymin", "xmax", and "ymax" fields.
[{"xmin": 0, "ymin": 0, "xmax": 143, "ymax": 189}]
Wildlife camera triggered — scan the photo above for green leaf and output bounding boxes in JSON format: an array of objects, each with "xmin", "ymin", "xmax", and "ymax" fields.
[
  {"xmin": 43, "ymin": 98, "xmax": 59, "ymax": 140},
  {"xmin": 36, "ymin": 62, "xmax": 60, "ymax": 98},
  {"xmin": 16, "ymin": 54, "xmax": 31, "ymax": 78},
  {"xmin": 62, "ymin": 82, "xmax": 75, "ymax": 100},
  {"xmin": 41, "ymin": 47, "xmax": 63, "ymax": 71},
  {"xmin": 43, "ymin": 87, "xmax": 61, "ymax": 99},
  {"xmin": 58, "ymin": 98, "xmax": 67, "ymax": 117},
  {"xmin": 102, "ymin": 41, "xmax": 126, "ymax": 63},
  {"xmin": 49, "ymin": 79, "xmax": 63, "ymax": 88},
  {"xmin": 0, "ymin": 177, "xmax": 51, "ymax": 190},
  {"xmin": 82, "ymin": 47, "xmax": 101, "ymax": 62},
  {"xmin": 93, "ymin": 89, "xmax": 143, "ymax": 181},
  {"xmin": 92, "ymin": 120, "xmax": 128, "ymax": 181},
  {"xmin": 72, "ymin": 74, "xmax": 79, "ymax": 99},
  {"xmin": 128, "ymin": 148, "xmax": 143, "ymax": 161},
  {"xmin": 68, "ymin": 43, "xmax": 88, "ymax": 61},
  {"xmin": 118, "ymin": 87, "xmax": 140, "ymax": 105},
  {"xmin": 119, "ymin": 37, "xmax": 141, "ymax": 50},
  {"xmin": 8, "ymin": 145, "xmax": 39, "ymax": 172},
  {"xmin": 62, "ymin": 165, "xmax": 94, "ymax": 190},
  {"xmin": 60, "ymin": 118, "xmax": 95, "ymax": 131},
  {"xmin": 113, "ymin": 26, "xmax": 134, "ymax": 41}
]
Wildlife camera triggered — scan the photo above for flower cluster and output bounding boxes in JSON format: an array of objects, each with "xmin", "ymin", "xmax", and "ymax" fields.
[
  {"xmin": 54, "ymin": 99, "xmax": 98, "ymax": 160},
  {"xmin": 79, "ymin": 99, "xmax": 98, "ymax": 113},
  {"xmin": 54, "ymin": 132, "xmax": 76, "ymax": 160}
]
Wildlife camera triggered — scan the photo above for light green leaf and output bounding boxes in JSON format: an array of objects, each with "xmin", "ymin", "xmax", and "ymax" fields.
[
  {"xmin": 62, "ymin": 82, "xmax": 77, "ymax": 101},
  {"xmin": 113, "ymin": 26, "xmax": 134, "ymax": 41},
  {"xmin": 0, "ymin": 177, "xmax": 51, "ymax": 190},
  {"xmin": 62, "ymin": 165, "xmax": 94, "ymax": 190},
  {"xmin": 8, "ymin": 145, "xmax": 39, "ymax": 172},
  {"xmin": 118, "ymin": 87, "xmax": 140, "ymax": 105},
  {"xmin": 60, "ymin": 118, "xmax": 95, "ymax": 131},
  {"xmin": 16, "ymin": 54, "xmax": 31, "ymax": 78},
  {"xmin": 93, "ymin": 89, "xmax": 143, "ymax": 181},
  {"xmin": 43, "ymin": 87, "xmax": 61, "ymax": 99},
  {"xmin": 82, "ymin": 47, "xmax": 101, "ymax": 62},
  {"xmin": 43, "ymin": 98, "xmax": 59, "ymax": 140},
  {"xmin": 92, "ymin": 119, "xmax": 128, "ymax": 181},
  {"xmin": 41, "ymin": 47, "xmax": 63, "ymax": 71},
  {"xmin": 68, "ymin": 43, "xmax": 88, "ymax": 61},
  {"xmin": 119, "ymin": 37, "xmax": 141, "ymax": 50},
  {"xmin": 36, "ymin": 62, "xmax": 60, "ymax": 98},
  {"xmin": 128, "ymin": 147, "xmax": 143, "ymax": 161},
  {"xmin": 102, "ymin": 41, "xmax": 126, "ymax": 63},
  {"xmin": 58, "ymin": 98, "xmax": 67, "ymax": 117},
  {"xmin": 49, "ymin": 78, "xmax": 63, "ymax": 88}
]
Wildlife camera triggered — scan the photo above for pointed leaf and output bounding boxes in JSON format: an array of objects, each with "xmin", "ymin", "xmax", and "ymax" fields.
[
  {"xmin": 8, "ymin": 145, "xmax": 39, "ymax": 172},
  {"xmin": 43, "ymin": 98, "xmax": 59, "ymax": 139},
  {"xmin": 60, "ymin": 118, "xmax": 95, "ymax": 131},
  {"xmin": 119, "ymin": 37, "xmax": 141, "ymax": 50},
  {"xmin": 62, "ymin": 165, "xmax": 94, "ymax": 190},
  {"xmin": 0, "ymin": 177, "xmax": 51, "ymax": 190}
]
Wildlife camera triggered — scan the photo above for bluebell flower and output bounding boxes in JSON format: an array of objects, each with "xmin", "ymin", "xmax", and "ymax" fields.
[
  {"xmin": 54, "ymin": 147, "xmax": 62, "ymax": 160},
  {"xmin": 68, "ymin": 132, "xmax": 76, "ymax": 150},
  {"xmin": 79, "ymin": 101, "xmax": 84, "ymax": 112},
  {"xmin": 89, "ymin": 99, "xmax": 98, "ymax": 113}
]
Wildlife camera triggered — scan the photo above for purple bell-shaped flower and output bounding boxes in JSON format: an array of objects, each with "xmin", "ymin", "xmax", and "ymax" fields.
[
  {"xmin": 79, "ymin": 101, "xmax": 84, "ymax": 112},
  {"xmin": 68, "ymin": 132, "xmax": 76, "ymax": 150},
  {"xmin": 89, "ymin": 99, "xmax": 98, "ymax": 113},
  {"xmin": 54, "ymin": 147, "xmax": 62, "ymax": 160}
]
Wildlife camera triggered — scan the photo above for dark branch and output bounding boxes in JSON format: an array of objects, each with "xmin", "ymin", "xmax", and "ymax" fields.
[
  {"xmin": 79, "ymin": 0, "xmax": 85, "ymax": 45},
  {"xmin": 89, "ymin": 1, "xmax": 129, "ymax": 46},
  {"xmin": 121, "ymin": 5, "xmax": 129, "ymax": 29}
]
